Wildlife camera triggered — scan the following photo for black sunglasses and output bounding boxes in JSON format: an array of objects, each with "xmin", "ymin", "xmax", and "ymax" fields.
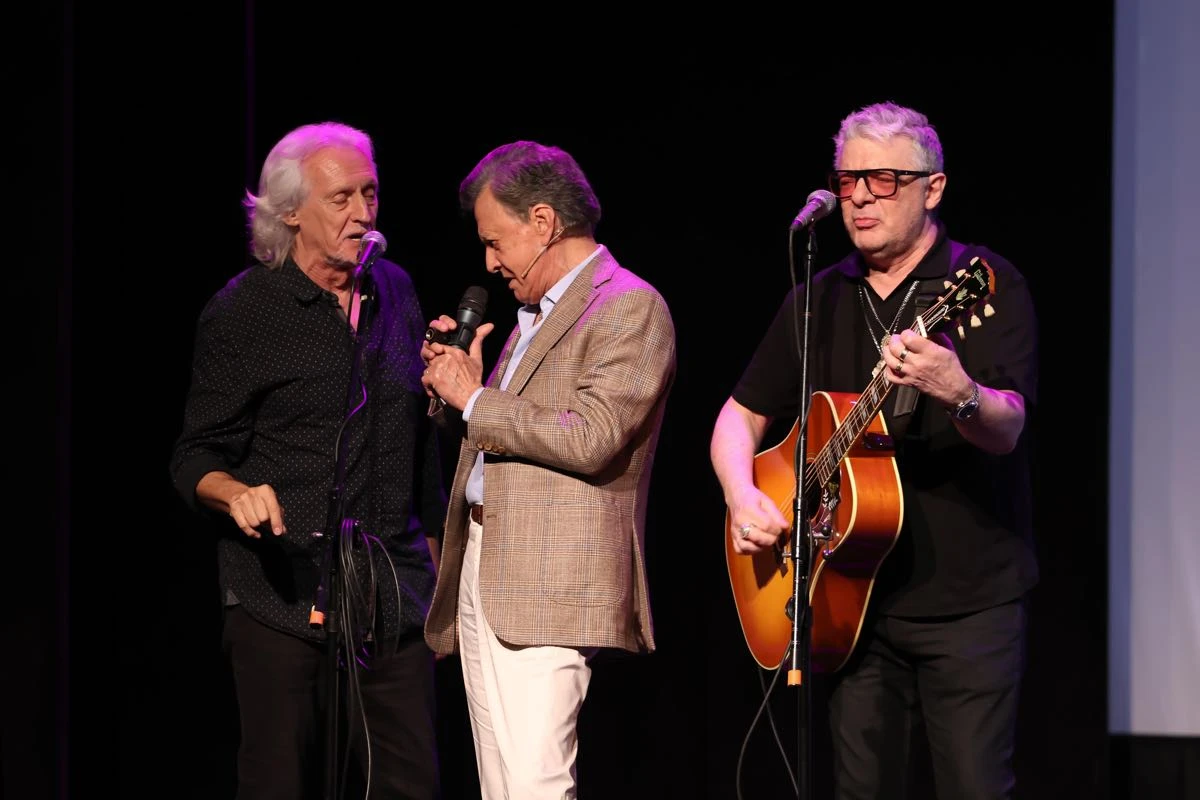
[{"xmin": 827, "ymin": 168, "xmax": 934, "ymax": 199}]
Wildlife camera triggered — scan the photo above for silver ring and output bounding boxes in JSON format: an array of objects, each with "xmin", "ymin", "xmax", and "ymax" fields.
[{"xmin": 738, "ymin": 523, "xmax": 752, "ymax": 539}]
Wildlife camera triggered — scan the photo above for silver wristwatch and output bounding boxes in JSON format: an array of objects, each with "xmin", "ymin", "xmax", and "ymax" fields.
[{"xmin": 950, "ymin": 380, "xmax": 981, "ymax": 421}]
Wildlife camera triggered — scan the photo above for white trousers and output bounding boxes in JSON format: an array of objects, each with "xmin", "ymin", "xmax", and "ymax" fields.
[{"xmin": 458, "ymin": 518, "xmax": 593, "ymax": 800}]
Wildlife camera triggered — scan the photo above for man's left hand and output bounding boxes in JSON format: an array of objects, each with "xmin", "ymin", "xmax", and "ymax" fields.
[{"xmin": 881, "ymin": 329, "xmax": 974, "ymax": 408}]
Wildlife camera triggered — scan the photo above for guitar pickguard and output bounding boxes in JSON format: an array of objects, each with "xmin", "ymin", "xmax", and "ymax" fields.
[
  {"xmin": 771, "ymin": 474, "xmax": 845, "ymax": 575},
  {"xmin": 812, "ymin": 478, "xmax": 843, "ymax": 557}
]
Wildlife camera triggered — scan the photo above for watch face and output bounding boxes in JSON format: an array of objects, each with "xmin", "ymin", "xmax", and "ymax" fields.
[
  {"xmin": 952, "ymin": 381, "xmax": 981, "ymax": 420},
  {"xmin": 955, "ymin": 399, "xmax": 980, "ymax": 420}
]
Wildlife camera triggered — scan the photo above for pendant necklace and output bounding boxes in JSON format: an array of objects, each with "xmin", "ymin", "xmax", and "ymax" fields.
[{"xmin": 859, "ymin": 279, "xmax": 919, "ymax": 375}]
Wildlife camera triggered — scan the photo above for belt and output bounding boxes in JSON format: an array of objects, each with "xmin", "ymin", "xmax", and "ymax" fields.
[{"xmin": 470, "ymin": 504, "xmax": 484, "ymax": 525}]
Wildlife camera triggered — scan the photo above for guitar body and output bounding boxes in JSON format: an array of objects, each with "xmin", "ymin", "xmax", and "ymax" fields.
[{"xmin": 725, "ymin": 391, "xmax": 904, "ymax": 672}]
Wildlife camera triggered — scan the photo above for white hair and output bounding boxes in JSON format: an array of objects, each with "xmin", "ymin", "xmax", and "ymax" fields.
[
  {"xmin": 833, "ymin": 101, "xmax": 944, "ymax": 172},
  {"xmin": 244, "ymin": 122, "xmax": 375, "ymax": 268}
]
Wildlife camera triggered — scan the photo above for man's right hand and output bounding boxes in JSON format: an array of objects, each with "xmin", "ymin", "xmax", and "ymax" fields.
[
  {"xmin": 196, "ymin": 472, "xmax": 286, "ymax": 539},
  {"xmin": 727, "ymin": 486, "xmax": 790, "ymax": 555},
  {"xmin": 228, "ymin": 484, "xmax": 286, "ymax": 539}
]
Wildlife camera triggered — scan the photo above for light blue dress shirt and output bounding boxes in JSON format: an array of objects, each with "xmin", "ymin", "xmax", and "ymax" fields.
[{"xmin": 462, "ymin": 247, "xmax": 601, "ymax": 506}]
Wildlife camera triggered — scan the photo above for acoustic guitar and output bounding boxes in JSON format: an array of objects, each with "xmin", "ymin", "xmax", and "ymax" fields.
[{"xmin": 725, "ymin": 258, "xmax": 996, "ymax": 672}]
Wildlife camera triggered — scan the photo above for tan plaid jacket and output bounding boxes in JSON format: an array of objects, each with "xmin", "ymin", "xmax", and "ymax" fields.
[{"xmin": 424, "ymin": 248, "xmax": 676, "ymax": 654}]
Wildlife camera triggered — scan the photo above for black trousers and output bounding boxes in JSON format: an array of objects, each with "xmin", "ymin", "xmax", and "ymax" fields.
[
  {"xmin": 222, "ymin": 605, "xmax": 439, "ymax": 800},
  {"xmin": 828, "ymin": 598, "xmax": 1027, "ymax": 800}
]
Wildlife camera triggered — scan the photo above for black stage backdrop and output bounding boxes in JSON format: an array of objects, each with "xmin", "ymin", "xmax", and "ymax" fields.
[{"xmin": 31, "ymin": 7, "xmax": 1114, "ymax": 799}]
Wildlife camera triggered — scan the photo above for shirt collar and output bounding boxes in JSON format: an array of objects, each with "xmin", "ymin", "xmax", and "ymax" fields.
[
  {"xmin": 519, "ymin": 244, "xmax": 604, "ymax": 323},
  {"xmin": 836, "ymin": 223, "xmax": 950, "ymax": 282},
  {"xmin": 278, "ymin": 257, "xmax": 331, "ymax": 305}
]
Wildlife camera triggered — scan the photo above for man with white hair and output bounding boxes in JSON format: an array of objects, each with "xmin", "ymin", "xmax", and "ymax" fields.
[{"xmin": 171, "ymin": 121, "xmax": 446, "ymax": 799}]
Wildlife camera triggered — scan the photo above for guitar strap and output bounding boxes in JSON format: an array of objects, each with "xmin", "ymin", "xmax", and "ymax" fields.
[{"xmin": 892, "ymin": 240, "xmax": 977, "ymax": 424}]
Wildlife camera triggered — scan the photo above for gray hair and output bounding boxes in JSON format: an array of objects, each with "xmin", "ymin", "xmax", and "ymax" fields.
[
  {"xmin": 459, "ymin": 141, "xmax": 601, "ymax": 235},
  {"xmin": 833, "ymin": 101, "xmax": 944, "ymax": 173},
  {"xmin": 244, "ymin": 122, "xmax": 376, "ymax": 269}
]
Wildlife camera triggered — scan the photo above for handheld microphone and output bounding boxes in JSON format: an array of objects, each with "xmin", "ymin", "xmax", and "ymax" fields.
[
  {"xmin": 789, "ymin": 189, "xmax": 838, "ymax": 230},
  {"xmin": 425, "ymin": 286, "xmax": 488, "ymax": 351},
  {"xmin": 357, "ymin": 230, "xmax": 387, "ymax": 272},
  {"xmin": 426, "ymin": 286, "xmax": 489, "ymax": 415}
]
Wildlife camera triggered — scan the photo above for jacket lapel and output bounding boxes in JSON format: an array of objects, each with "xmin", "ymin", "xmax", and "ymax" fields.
[{"xmin": 503, "ymin": 250, "xmax": 617, "ymax": 396}]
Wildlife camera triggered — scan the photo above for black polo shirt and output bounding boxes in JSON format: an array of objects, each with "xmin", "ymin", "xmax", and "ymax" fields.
[
  {"xmin": 170, "ymin": 257, "xmax": 446, "ymax": 643},
  {"xmin": 733, "ymin": 228, "xmax": 1038, "ymax": 616}
]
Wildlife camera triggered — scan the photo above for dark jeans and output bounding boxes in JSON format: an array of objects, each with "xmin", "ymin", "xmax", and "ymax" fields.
[
  {"xmin": 222, "ymin": 605, "xmax": 439, "ymax": 800},
  {"xmin": 828, "ymin": 598, "xmax": 1027, "ymax": 800}
]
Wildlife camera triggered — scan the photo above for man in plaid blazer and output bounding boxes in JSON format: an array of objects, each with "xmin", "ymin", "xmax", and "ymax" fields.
[{"xmin": 421, "ymin": 140, "xmax": 676, "ymax": 799}]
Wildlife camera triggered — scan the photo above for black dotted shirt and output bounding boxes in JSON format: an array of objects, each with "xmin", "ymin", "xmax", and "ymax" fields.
[{"xmin": 170, "ymin": 257, "xmax": 446, "ymax": 645}]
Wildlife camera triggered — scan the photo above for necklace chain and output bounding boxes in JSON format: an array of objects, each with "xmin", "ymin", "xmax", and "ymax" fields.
[{"xmin": 859, "ymin": 280, "xmax": 920, "ymax": 357}]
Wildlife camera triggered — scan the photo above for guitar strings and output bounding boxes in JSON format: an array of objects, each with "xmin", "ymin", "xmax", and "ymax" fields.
[{"xmin": 800, "ymin": 294, "xmax": 950, "ymax": 506}]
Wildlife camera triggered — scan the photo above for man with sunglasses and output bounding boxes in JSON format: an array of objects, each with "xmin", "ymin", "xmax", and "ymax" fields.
[{"xmin": 711, "ymin": 101, "xmax": 1038, "ymax": 798}]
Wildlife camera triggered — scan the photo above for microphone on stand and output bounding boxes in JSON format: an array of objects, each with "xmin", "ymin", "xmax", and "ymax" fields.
[
  {"xmin": 789, "ymin": 189, "xmax": 837, "ymax": 230},
  {"xmin": 348, "ymin": 231, "xmax": 387, "ymax": 335},
  {"xmin": 426, "ymin": 286, "xmax": 489, "ymax": 415},
  {"xmin": 356, "ymin": 230, "xmax": 387, "ymax": 272}
]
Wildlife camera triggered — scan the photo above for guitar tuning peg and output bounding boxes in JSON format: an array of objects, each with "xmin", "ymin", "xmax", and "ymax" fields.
[
  {"xmin": 983, "ymin": 303, "xmax": 995, "ymax": 317},
  {"xmin": 970, "ymin": 313, "xmax": 982, "ymax": 328},
  {"xmin": 944, "ymin": 280, "xmax": 953, "ymax": 289},
  {"xmin": 957, "ymin": 323, "xmax": 966, "ymax": 339},
  {"xmin": 955, "ymin": 269, "xmax": 966, "ymax": 278}
]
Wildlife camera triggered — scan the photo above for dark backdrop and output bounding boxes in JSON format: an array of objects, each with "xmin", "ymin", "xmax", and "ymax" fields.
[{"xmin": 29, "ymin": 7, "xmax": 1113, "ymax": 799}]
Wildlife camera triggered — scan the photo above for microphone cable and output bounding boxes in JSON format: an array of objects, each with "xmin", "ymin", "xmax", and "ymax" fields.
[
  {"xmin": 733, "ymin": 647, "xmax": 803, "ymax": 799},
  {"xmin": 321, "ymin": 344, "xmax": 407, "ymax": 799}
]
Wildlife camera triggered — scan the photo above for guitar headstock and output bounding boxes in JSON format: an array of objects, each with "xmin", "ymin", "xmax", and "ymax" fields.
[{"xmin": 917, "ymin": 256, "xmax": 996, "ymax": 339}]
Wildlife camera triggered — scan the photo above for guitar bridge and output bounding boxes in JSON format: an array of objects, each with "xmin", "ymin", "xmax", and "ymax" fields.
[{"xmin": 774, "ymin": 539, "xmax": 788, "ymax": 578}]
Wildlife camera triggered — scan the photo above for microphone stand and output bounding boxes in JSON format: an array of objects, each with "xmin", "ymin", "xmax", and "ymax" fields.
[
  {"xmin": 786, "ymin": 221, "xmax": 818, "ymax": 800},
  {"xmin": 311, "ymin": 262, "xmax": 375, "ymax": 800}
]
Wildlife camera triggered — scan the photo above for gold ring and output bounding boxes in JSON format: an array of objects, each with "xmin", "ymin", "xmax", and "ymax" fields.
[
  {"xmin": 894, "ymin": 363, "xmax": 905, "ymax": 376},
  {"xmin": 738, "ymin": 523, "xmax": 752, "ymax": 539},
  {"xmin": 898, "ymin": 348, "xmax": 908, "ymax": 361}
]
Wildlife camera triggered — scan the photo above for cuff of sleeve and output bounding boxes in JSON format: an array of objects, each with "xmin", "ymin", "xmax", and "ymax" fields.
[
  {"xmin": 173, "ymin": 454, "xmax": 232, "ymax": 513},
  {"xmin": 462, "ymin": 387, "xmax": 486, "ymax": 421}
]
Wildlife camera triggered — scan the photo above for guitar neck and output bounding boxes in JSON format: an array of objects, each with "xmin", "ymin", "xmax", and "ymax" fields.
[
  {"xmin": 806, "ymin": 369, "xmax": 894, "ymax": 493},
  {"xmin": 799, "ymin": 258, "xmax": 994, "ymax": 499},
  {"xmin": 804, "ymin": 296, "xmax": 950, "ymax": 494}
]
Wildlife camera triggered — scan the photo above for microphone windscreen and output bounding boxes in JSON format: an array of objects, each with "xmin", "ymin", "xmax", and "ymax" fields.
[
  {"xmin": 459, "ymin": 286, "xmax": 488, "ymax": 315},
  {"xmin": 361, "ymin": 230, "xmax": 388, "ymax": 254}
]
